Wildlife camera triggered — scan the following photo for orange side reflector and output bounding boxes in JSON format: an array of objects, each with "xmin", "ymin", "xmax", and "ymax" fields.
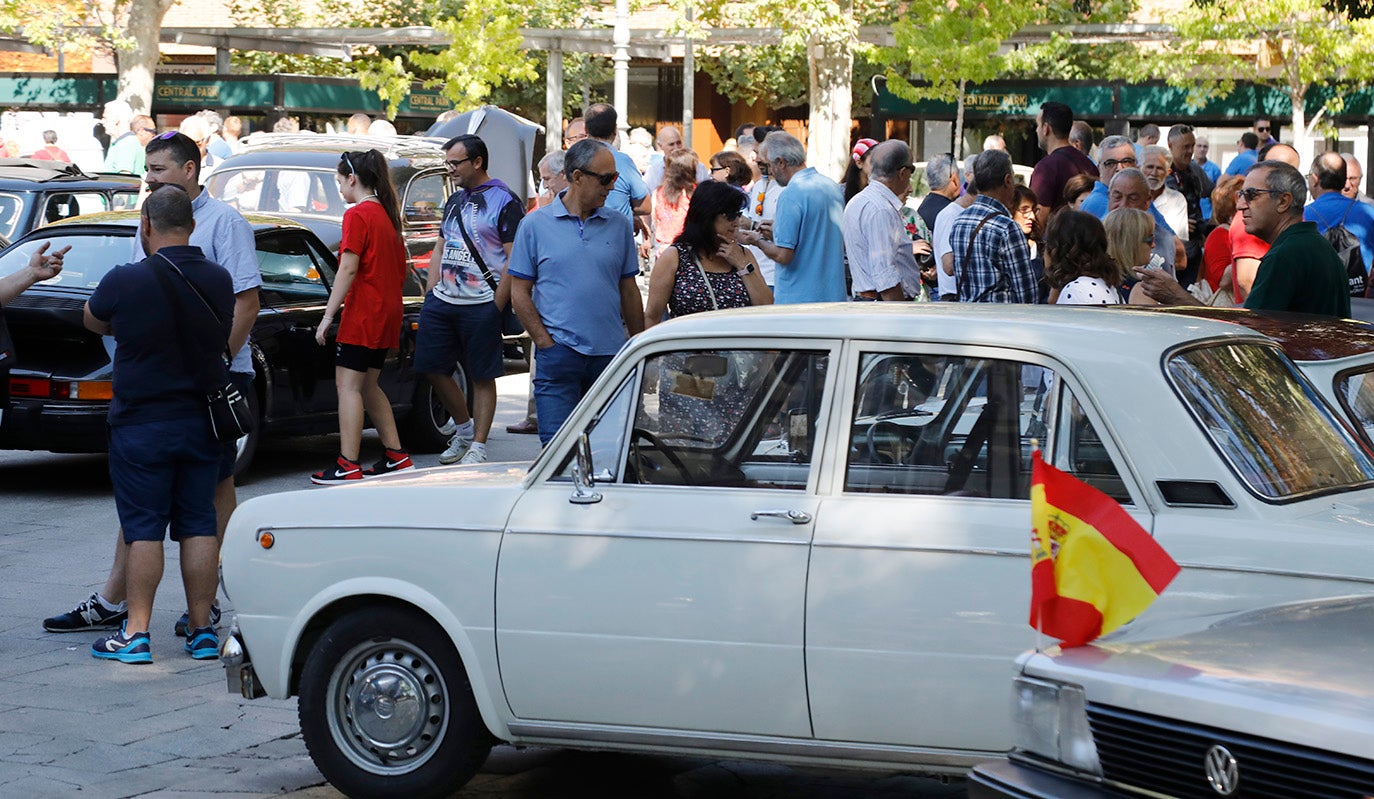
[
  {"xmin": 259, "ymin": 531, "xmax": 274, "ymax": 549},
  {"xmin": 71, "ymin": 381, "xmax": 114, "ymax": 400}
]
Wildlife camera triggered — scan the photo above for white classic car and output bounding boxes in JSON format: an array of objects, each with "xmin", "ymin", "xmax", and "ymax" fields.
[
  {"xmin": 219, "ymin": 304, "xmax": 1374, "ymax": 799},
  {"xmin": 968, "ymin": 594, "xmax": 1374, "ymax": 798}
]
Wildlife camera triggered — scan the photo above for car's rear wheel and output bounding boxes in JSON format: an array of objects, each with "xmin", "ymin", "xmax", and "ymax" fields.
[
  {"xmin": 400, "ymin": 364, "xmax": 468, "ymax": 453},
  {"xmin": 298, "ymin": 607, "xmax": 490, "ymax": 799}
]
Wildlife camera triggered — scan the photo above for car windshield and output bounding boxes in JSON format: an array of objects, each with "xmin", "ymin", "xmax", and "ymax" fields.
[
  {"xmin": 1334, "ymin": 362, "xmax": 1374, "ymax": 447},
  {"xmin": 1168, "ymin": 342, "xmax": 1374, "ymax": 500},
  {"xmin": 0, "ymin": 231, "xmax": 133, "ymax": 290}
]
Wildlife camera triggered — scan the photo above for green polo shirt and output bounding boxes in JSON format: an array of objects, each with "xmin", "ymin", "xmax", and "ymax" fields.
[{"xmin": 1244, "ymin": 221, "xmax": 1351, "ymax": 318}]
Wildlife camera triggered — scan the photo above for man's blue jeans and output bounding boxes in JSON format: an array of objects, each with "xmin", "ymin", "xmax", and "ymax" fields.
[{"xmin": 533, "ymin": 342, "xmax": 614, "ymax": 445}]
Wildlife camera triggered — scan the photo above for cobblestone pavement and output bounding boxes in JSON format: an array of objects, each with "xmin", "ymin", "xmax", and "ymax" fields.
[{"xmin": 0, "ymin": 371, "xmax": 969, "ymax": 798}]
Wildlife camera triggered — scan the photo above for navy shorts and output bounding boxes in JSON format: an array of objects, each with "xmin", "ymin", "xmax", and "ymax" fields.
[
  {"xmin": 217, "ymin": 372, "xmax": 255, "ymax": 482},
  {"xmin": 413, "ymin": 293, "xmax": 504, "ymax": 380},
  {"xmin": 335, "ymin": 343, "xmax": 388, "ymax": 373},
  {"xmin": 110, "ymin": 416, "xmax": 221, "ymax": 544}
]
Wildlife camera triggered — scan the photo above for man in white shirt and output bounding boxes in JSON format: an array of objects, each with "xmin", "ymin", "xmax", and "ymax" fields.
[
  {"xmin": 741, "ymin": 126, "xmax": 785, "ymax": 288},
  {"xmin": 1143, "ymin": 145, "xmax": 1188, "ymax": 243},
  {"xmin": 844, "ymin": 140, "xmax": 926, "ymax": 300},
  {"xmin": 933, "ymin": 159, "xmax": 978, "ymax": 300}
]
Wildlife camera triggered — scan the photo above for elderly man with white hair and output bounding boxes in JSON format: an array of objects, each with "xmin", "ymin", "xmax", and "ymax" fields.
[{"xmin": 101, "ymin": 100, "xmax": 144, "ymax": 174}]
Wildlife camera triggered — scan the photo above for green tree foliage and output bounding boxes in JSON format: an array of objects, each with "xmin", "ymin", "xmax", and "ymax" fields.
[
  {"xmin": 1001, "ymin": 0, "xmax": 1142, "ymax": 80},
  {"xmin": 881, "ymin": 0, "xmax": 1042, "ymax": 158},
  {"xmin": 1154, "ymin": 0, "xmax": 1374, "ymax": 162}
]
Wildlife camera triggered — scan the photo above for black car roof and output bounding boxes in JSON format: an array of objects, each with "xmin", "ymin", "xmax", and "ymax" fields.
[
  {"xmin": 0, "ymin": 160, "xmax": 142, "ymax": 191},
  {"xmin": 37, "ymin": 209, "xmax": 313, "ymax": 236}
]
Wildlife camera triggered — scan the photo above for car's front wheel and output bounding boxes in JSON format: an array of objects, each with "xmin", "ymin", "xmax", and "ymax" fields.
[{"xmin": 297, "ymin": 608, "xmax": 490, "ymax": 799}]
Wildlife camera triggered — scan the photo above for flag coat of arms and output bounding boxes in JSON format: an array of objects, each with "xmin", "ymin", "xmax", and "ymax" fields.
[{"xmin": 1030, "ymin": 450, "xmax": 1180, "ymax": 647}]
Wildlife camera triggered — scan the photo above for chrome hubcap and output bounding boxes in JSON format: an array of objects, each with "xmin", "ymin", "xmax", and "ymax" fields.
[{"xmin": 328, "ymin": 639, "xmax": 448, "ymax": 774}]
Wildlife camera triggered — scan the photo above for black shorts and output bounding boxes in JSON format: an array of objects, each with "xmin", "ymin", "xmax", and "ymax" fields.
[{"xmin": 336, "ymin": 343, "xmax": 388, "ymax": 373}]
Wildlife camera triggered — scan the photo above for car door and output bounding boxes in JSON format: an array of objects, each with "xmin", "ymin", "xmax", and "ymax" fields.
[
  {"xmin": 806, "ymin": 343, "xmax": 1150, "ymax": 754},
  {"xmin": 400, "ymin": 168, "xmax": 448, "ymax": 279},
  {"xmin": 497, "ymin": 341, "xmax": 837, "ymax": 737},
  {"xmin": 251, "ymin": 229, "xmax": 340, "ymax": 420}
]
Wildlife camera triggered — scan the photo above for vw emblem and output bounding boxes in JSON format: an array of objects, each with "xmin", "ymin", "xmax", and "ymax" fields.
[{"xmin": 1204, "ymin": 744, "xmax": 1240, "ymax": 796}]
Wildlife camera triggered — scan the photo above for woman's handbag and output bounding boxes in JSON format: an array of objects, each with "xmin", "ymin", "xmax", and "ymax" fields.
[{"xmin": 150, "ymin": 255, "xmax": 255, "ymax": 443}]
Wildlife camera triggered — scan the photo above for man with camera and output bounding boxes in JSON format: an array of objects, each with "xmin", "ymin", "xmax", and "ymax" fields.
[
  {"xmin": 843, "ymin": 140, "xmax": 932, "ymax": 301},
  {"xmin": 82, "ymin": 186, "xmax": 233, "ymax": 664}
]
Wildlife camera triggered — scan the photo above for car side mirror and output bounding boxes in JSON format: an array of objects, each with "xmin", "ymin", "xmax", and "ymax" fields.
[{"xmin": 570, "ymin": 432, "xmax": 602, "ymax": 505}]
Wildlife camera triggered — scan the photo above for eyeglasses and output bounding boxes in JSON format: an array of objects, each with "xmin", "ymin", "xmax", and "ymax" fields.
[
  {"xmin": 563, "ymin": 133, "xmax": 587, "ymax": 144},
  {"xmin": 902, "ymin": 163, "xmax": 917, "ymax": 172},
  {"xmin": 710, "ymin": 165, "xmax": 729, "ymax": 173},
  {"xmin": 1102, "ymin": 157, "xmax": 1138, "ymax": 168},
  {"xmin": 578, "ymin": 168, "xmax": 618, "ymax": 187},
  {"xmin": 341, "ymin": 152, "xmax": 355, "ymax": 175},
  {"xmin": 1235, "ymin": 188, "xmax": 1285, "ymax": 202},
  {"xmin": 445, "ymin": 157, "xmax": 473, "ymax": 170},
  {"xmin": 135, "ymin": 127, "xmax": 156, "ymax": 135}
]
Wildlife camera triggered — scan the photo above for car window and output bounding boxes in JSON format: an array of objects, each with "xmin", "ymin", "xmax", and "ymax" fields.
[
  {"xmin": 845, "ymin": 353, "xmax": 1062, "ymax": 500},
  {"xmin": 40, "ymin": 193, "xmax": 122, "ymax": 224},
  {"xmin": 403, "ymin": 171, "xmax": 445, "ymax": 226},
  {"xmin": 0, "ymin": 232, "xmax": 130, "ymax": 288},
  {"xmin": 256, "ymin": 231, "xmax": 335, "ymax": 302},
  {"xmin": 554, "ymin": 374, "xmax": 638, "ymax": 482},
  {"xmin": 208, "ymin": 168, "xmax": 346, "ymax": 218},
  {"xmin": 1169, "ymin": 342, "xmax": 1374, "ymax": 500},
  {"xmin": 0, "ymin": 193, "xmax": 23, "ymax": 239},
  {"xmin": 1335, "ymin": 366, "xmax": 1374, "ymax": 446},
  {"xmin": 586, "ymin": 348, "xmax": 831, "ymax": 490},
  {"xmin": 1054, "ymin": 385, "xmax": 1131, "ymax": 503}
]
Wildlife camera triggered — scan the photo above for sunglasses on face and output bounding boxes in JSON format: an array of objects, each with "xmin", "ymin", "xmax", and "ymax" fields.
[
  {"xmin": 723, "ymin": 209, "xmax": 742, "ymax": 221},
  {"xmin": 1236, "ymin": 188, "xmax": 1284, "ymax": 202},
  {"xmin": 1256, "ymin": 126, "xmax": 1270, "ymax": 132},
  {"xmin": 578, "ymin": 168, "xmax": 618, "ymax": 187}
]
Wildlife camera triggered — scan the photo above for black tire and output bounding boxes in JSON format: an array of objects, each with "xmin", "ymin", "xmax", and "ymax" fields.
[
  {"xmin": 399, "ymin": 365, "xmax": 468, "ymax": 454},
  {"xmin": 231, "ymin": 380, "xmax": 262, "ymax": 483},
  {"xmin": 298, "ymin": 607, "xmax": 491, "ymax": 799}
]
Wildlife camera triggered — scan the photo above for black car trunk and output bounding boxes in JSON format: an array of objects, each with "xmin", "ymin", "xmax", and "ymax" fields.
[{"xmin": 4, "ymin": 289, "xmax": 111, "ymax": 381}]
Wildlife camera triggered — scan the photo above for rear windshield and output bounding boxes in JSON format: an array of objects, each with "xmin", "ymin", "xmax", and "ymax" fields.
[
  {"xmin": 0, "ymin": 231, "xmax": 133, "ymax": 290},
  {"xmin": 1168, "ymin": 342, "xmax": 1374, "ymax": 500}
]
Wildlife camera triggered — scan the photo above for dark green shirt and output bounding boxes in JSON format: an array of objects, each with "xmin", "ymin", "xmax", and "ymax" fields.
[{"xmin": 1244, "ymin": 221, "xmax": 1351, "ymax": 317}]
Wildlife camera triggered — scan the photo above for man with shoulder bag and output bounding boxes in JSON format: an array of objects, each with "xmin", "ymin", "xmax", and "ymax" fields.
[
  {"xmin": 416, "ymin": 134, "xmax": 525, "ymax": 465},
  {"xmin": 81, "ymin": 185, "xmax": 233, "ymax": 664}
]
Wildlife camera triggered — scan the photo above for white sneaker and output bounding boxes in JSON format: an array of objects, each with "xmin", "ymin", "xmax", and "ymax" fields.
[
  {"xmin": 438, "ymin": 417, "xmax": 457, "ymax": 436},
  {"xmin": 458, "ymin": 447, "xmax": 487, "ymax": 465},
  {"xmin": 439, "ymin": 432, "xmax": 474, "ymax": 464}
]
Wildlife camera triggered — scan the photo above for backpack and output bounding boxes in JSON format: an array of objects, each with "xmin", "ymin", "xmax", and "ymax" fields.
[{"xmin": 1324, "ymin": 199, "xmax": 1368, "ymax": 298}]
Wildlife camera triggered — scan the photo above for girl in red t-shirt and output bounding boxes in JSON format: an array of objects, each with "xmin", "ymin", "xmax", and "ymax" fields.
[{"xmin": 311, "ymin": 149, "xmax": 411, "ymax": 484}]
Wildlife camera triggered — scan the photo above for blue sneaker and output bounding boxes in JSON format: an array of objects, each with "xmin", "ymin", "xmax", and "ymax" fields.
[
  {"xmin": 91, "ymin": 625, "xmax": 151, "ymax": 664},
  {"xmin": 173, "ymin": 604, "xmax": 221, "ymax": 638},
  {"xmin": 184, "ymin": 626, "xmax": 219, "ymax": 660}
]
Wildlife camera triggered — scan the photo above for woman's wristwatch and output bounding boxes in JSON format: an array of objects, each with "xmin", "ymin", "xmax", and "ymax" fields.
[{"xmin": 734, "ymin": 263, "xmax": 755, "ymax": 277}]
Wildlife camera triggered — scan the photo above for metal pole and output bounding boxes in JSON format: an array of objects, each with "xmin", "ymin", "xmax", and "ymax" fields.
[
  {"xmin": 613, "ymin": 0, "xmax": 630, "ymax": 139},
  {"xmin": 546, "ymin": 46, "xmax": 564, "ymax": 154},
  {"xmin": 683, "ymin": 4, "xmax": 694, "ymax": 149}
]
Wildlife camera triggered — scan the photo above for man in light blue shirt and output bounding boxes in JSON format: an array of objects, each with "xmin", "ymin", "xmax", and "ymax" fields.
[
  {"xmin": 1081, "ymin": 135, "xmax": 1136, "ymax": 220},
  {"xmin": 741, "ymin": 132, "xmax": 846, "ymax": 303},
  {"xmin": 1224, "ymin": 132, "xmax": 1260, "ymax": 177},
  {"xmin": 583, "ymin": 103, "xmax": 648, "ymax": 221},
  {"xmin": 508, "ymin": 139, "xmax": 646, "ymax": 444}
]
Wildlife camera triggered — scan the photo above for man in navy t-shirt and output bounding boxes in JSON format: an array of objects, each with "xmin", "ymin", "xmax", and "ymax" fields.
[{"xmin": 83, "ymin": 185, "xmax": 234, "ymax": 665}]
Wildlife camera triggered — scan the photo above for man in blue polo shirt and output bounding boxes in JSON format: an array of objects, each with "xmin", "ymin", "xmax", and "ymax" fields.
[
  {"xmin": 740, "ymin": 131, "xmax": 846, "ymax": 303},
  {"xmin": 508, "ymin": 139, "xmax": 646, "ymax": 445},
  {"xmin": 583, "ymin": 103, "xmax": 648, "ymax": 221}
]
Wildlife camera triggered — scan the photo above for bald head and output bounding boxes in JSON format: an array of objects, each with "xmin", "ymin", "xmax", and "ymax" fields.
[
  {"xmin": 1311, "ymin": 150, "xmax": 1347, "ymax": 194},
  {"xmin": 1261, "ymin": 142, "xmax": 1301, "ymax": 169}
]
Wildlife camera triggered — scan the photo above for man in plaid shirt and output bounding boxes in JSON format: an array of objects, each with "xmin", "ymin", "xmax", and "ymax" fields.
[{"xmin": 950, "ymin": 149, "xmax": 1038, "ymax": 303}]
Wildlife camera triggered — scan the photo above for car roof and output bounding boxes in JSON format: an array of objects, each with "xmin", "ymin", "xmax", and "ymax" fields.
[
  {"xmin": 217, "ymin": 134, "xmax": 446, "ymax": 170},
  {"xmin": 641, "ymin": 303, "xmax": 1267, "ymax": 361},
  {"xmin": 1144, "ymin": 306, "xmax": 1374, "ymax": 362},
  {"xmin": 37, "ymin": 208, "xmax": 312, "ymax": 235},
  {"xmin": 0, "ymin": 160, "xmax": 142, "ymax": 190}
]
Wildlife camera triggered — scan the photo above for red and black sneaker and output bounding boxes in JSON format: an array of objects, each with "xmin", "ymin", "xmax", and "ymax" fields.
[
  {"xmin": 311, "ymin": 455, "xmax": 363, "ymax": 485},
  {"xmin": 362, "ymin": 449, "xmax": 414, "ymax": 479}
]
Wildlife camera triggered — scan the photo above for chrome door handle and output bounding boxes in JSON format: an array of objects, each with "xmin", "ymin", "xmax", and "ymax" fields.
[{"xmin": 750, "ymin": 509, "xmax": 812, "ymax": 525}]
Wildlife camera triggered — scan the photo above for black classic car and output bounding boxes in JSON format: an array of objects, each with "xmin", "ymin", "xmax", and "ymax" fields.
[
  {"xmin": 0, "ymin": 211, "xmax": 451, "ymax": 477},
  {"xmin": 0, "ymin": 159, "xmax": 142, "ymax": 245}
]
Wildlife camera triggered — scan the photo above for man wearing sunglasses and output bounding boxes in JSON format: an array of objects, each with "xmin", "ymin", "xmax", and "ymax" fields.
[
  {"xmin": 1135, "ymin": 162, "xmax": 1349, "ymax": 317},
  {"xmin": 507, "ymin": 139, "xmax": 646, "ymax": 445}
]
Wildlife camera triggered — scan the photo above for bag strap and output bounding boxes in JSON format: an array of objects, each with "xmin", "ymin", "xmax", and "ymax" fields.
[
  {"xmin": 155, "ymin": 253, "xmax": 232, "ymax": 361},
  {"xmin": 686, "ymin": 245, "xmax": 720, "ymax": 311},
  {"xmin": 962, "ymin": 212, "xmax": 1004, "ymax": 302},
  {"xmin": 453, "ymin": 195, "xmax": 500, "ymax": 293}
]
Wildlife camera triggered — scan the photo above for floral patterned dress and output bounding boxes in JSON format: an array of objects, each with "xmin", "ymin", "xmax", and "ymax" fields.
[{"xmin": 668, "ymin": 243, "xmax": 753, "ymax": 317}]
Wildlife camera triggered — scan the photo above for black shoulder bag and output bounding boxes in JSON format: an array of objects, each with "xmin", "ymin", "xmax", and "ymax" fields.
[
  {"xmin": 149, "ymin": 254, "xmax": 254, "ymax": 443},
  {"xmin": 454, "ymin": 203, "xmax": 523, "ymax": 336}
]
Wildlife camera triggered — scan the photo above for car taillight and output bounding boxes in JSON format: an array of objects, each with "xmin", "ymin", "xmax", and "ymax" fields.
[
  {"xmin": 49, "ymin": 380, "xmax": 114, "ymax": 400},
  {"xmin": 9, "ymin": 377, "xmax": 50, "ymax": 397}
]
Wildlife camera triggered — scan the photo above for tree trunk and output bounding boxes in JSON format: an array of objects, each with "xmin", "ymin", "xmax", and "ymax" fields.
[
  {"xmin": 954, "ymin": 78, "xmax": 967, "ymax": 160},
  {"xmin": 118, "ymin": 0, "xmax": 177, "ymax": 114},
  {"xmin": 1291, "ymin": 87, "xmax": 1311, "ymax": 169},
  {"xmin": 807, "ymin": 34, "xmax": 853, "ymax": 181}
]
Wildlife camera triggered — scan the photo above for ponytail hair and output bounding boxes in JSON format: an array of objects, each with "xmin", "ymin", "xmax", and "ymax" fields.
[{"xmin": 339, "ymin": 149, "xmax": 403, "ymax": 235}]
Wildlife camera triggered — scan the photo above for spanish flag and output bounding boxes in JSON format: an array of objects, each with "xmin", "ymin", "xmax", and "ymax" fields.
[{"xmin": 1030, "ymin": 450, "xmax": 1179, "ymax": 647}]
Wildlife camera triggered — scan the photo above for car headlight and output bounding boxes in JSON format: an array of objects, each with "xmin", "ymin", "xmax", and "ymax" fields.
[{"xmin": 1012, "ymin": 675, "xmax": 1102, "ymax": 775}]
